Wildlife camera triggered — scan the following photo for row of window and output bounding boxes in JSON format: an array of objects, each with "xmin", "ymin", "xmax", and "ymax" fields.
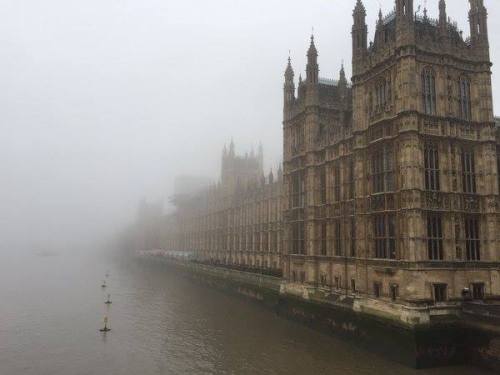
[
  {"xmin": 291, "ymin": 148, "xmax": 479, "ymax": 205},
  {"xmin": 433, "ymin": 283, "xmax": 485, "ymax": 302},
  {"xmin": 317, "ymin": 219, "xmax": 357, "ymax": 257},
  {"xmin": 293, "ymin": 274, "xmax": 486, "ymax": 303},
  {"xmin": 317, "ymin": 160, "xmax": 355, "ymax": 204},
  {"xmin": 289, "ymin": 215, "xmax": 482, "ymax": 261},
  {"xmin": 377, "ymin": 214, "xmax": 481, "ymax": 261},
  {"xmin": 421, "ymin": 69, "xmax": 472, "ymax": 120},
  {"xmin": 368, "ymin": 69, "xmax": 472, "ymax": 119},
  {"xmin": 425, "ymin": 145, "xmax": 477, "ymax": 193},
  {"xmin": 291, "ymin": 144, "xmax": 486, "ymax": 204}
]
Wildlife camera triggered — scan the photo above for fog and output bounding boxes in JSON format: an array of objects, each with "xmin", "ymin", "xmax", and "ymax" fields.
[{"xmin": 1, "ymin": 0, "xmax": 499, "ymax": 253}]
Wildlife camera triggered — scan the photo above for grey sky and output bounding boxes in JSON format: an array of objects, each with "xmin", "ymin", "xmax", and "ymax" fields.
[{"xmin": 1, "ymin": 0, "xmax": 499, "ymax": 251}]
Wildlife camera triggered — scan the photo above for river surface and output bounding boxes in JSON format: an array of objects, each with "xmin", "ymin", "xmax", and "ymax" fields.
[{"xmin": 0, "ymin": 250, "xmax": 493, "ymax": 375}]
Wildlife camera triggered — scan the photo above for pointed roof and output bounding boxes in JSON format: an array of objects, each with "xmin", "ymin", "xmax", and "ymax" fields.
[
  {"xmin": 285, "ymin": 56, "xmax": 294, "ymax": 80},
  {"xmin": 308, "ymin": 34, "xmax": 318, "ymax": 57},
  {"xmin": 353, "ymin": 0, "xmax": 366, "ymax": 15}
]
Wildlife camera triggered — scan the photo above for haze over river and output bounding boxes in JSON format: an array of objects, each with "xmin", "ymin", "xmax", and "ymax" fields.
[{"xmin": 0, "ymin": 249, "xmax": 493, "ymax": 375}]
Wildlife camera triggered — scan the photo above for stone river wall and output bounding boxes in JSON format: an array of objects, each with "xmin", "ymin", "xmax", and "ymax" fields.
[{"xmin": 138, "ymin": 255, "xmax": 500, "ymax": 372}]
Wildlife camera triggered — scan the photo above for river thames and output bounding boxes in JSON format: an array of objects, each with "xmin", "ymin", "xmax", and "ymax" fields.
[{"xmin": 0, "ymin": 250, "xmax": 493, "ymax": 375}]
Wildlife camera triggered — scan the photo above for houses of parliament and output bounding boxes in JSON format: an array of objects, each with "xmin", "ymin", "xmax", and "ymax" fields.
[{"xmin": 137, "ymin": 0, "xmax": 500, "ymax": 321}]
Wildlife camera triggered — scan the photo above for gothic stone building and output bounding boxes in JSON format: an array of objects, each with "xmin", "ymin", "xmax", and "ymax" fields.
[
  {"xmin": 281, "ymin": 0, "xmax": 500, "ymax": 321},
  {"xmin": 169, "ymin": 142, "xmax": 283, "ymax": 272},
  {"xmin": 156, "ymin": 0, "xmax": 500, "ymax": 322}
]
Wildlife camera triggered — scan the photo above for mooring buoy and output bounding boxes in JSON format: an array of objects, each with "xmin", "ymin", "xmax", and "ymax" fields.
[{"xmin": 99, "ymin": 316, "xmax": 111, "ymax": 332}]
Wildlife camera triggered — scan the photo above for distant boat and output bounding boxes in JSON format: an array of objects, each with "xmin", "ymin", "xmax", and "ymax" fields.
[
  {"xmin": 101, "ymin": 280, "xmax": 107, "ymax": 288},
  {"xmin": 105, "ymin": 294, "xmax": 112, "ymax": 305}
]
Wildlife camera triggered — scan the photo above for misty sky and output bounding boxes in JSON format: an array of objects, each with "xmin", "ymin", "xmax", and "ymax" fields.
[{"xmin": 1, "ymin": 0, "xmax": 499, "ymax": 251}]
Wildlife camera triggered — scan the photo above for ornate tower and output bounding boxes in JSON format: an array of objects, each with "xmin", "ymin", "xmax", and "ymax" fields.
[
  {"xmin": 352, "ymin": 0, "xmax": 367, "ymax": 76},
  {"xmin": 346, "ymin": 0, "xmax": 499, "ymax": 312}
]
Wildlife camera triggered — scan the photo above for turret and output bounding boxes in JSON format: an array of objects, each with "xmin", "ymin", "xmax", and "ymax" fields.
[
  {"xmin": 396, "ymin": 0, "xmax": 413, "ymax": 23},
  {"xmin": 306, "ymin": 35, "xmax": 319, "ymax": 85},
  {"xmin": 439, "ymin": 0, "xmax": 448, "ymax": 36},
  {"xmin": 469, "ymin": 0, "xmax": 489, "ymax": 49},
  {"xmin": 395, "ymin": 0, "xmax": 414, "ymax": 46},
  {"xmin": 352, "ymin": 0, "xmax": 367, "ymax": 75}
]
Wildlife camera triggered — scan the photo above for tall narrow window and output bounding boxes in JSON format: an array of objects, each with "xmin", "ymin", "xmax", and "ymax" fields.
[
  {"xmin": 375, "ymin": 79, "xmax": 387, "ymax": 111},
  {"xmin": 465, "ymin": 216, "xmax": 480, "ymax": 261},
  {"xmin": 459, "ymin": 77, "xmax": 472, "ymax": 121},
  {"xmin": 422, "ymin": 68, "xmax": 437, "ymax": 115},
  {"xmin": 372, "ymin": 145, "xmax": 394, "ymax": 193},
  {"xmin": 425, "ymin": 144, "xmax": 440, "ymax": 191},
  {"xmin": 427, "ymin": 214, "xmax": 443, "ymax": 260},
  {"xmin": 472, "ymin": 283, "xmax": 485, "ymax": 300},
  {"xmin": 497, "ymin": 146, "xmax": 500, "ymax": 194},
  {"xmin": 333, "ymin": 163, "xmax": 341, "ymax": 202},
  {"xmin": 350, "ymin": 218, "xmax": 356, "ymax": 257},
  {"xmin": 348, "ymin": 158, "xmax": 355, "ymax": 200},
  {"xmin": 291, "ymin": 171, "xmax": 305, "ymax": 208},
  {"xmin": 390, "ymin": 284, "xmax": 399, "ymax": 301},
  {"xmin": 320, "ymin": 222, "xmax": 327, "ymax": 256},
  {"xmin": 334, "ymin": 220, "xmax": 342, "ymax": 256},
  {"xmin": 374, "ymin": 214, "xmax": 396, "ymax": 259},
  {"xmin": 462, "ymin": 149, "xmax": 476, "ymax": 194},
  {"xmin": 318, "ymin": 167, "xmax": 326, "ymax": 204},
  {"xmin": 433, "ymin": 284, "xmax": 448, "ymax": 303}
]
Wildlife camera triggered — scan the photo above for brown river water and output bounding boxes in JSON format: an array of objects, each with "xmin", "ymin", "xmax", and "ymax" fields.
[{"xmin": 0, "ymin": 250, "xmax": 492, "ymax": 375}]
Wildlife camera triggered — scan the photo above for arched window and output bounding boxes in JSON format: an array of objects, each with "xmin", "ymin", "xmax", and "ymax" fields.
[
  {"xmin": 459, "ymin": 77, "xmax": 472, "ymax": 120},
  {"xmin": 422, "ymin": 68, "xmax": 436, "ymax": 115},
  {"xmin": 375, "ymin": 79, "xmax": 387, "ymax": 112}
]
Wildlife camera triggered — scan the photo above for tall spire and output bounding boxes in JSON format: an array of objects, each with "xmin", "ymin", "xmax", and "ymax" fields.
[
  {"xmin": 353, "ymin": 0, "xmax": 366, "ymax": 24},
  {"xmin": 284, "ymin": 55, "xmax": 296, "ymax": 113},
  {"xmin": 308, "ymin": 34, "xmax": 318, "ymax": 58},
  {"xmin": 306, "ymin": 34, "xmax": 319, "ymax": 84},
  {"xmin": 285, "ymin": 55, "xmax": 294, "ymax": 83}
]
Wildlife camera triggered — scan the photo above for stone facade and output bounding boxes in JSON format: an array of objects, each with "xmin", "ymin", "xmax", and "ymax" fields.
[
  {"xmin": 151, "ymin": 0, "xmax": 500, "ymax": 320},
  {"xmin": 167, "ymin": 141, "xmax": 283, "ymax": 272},
  {"xmin": 283, "ymin": 0, "xmax": 500, "ymax": 319}
]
